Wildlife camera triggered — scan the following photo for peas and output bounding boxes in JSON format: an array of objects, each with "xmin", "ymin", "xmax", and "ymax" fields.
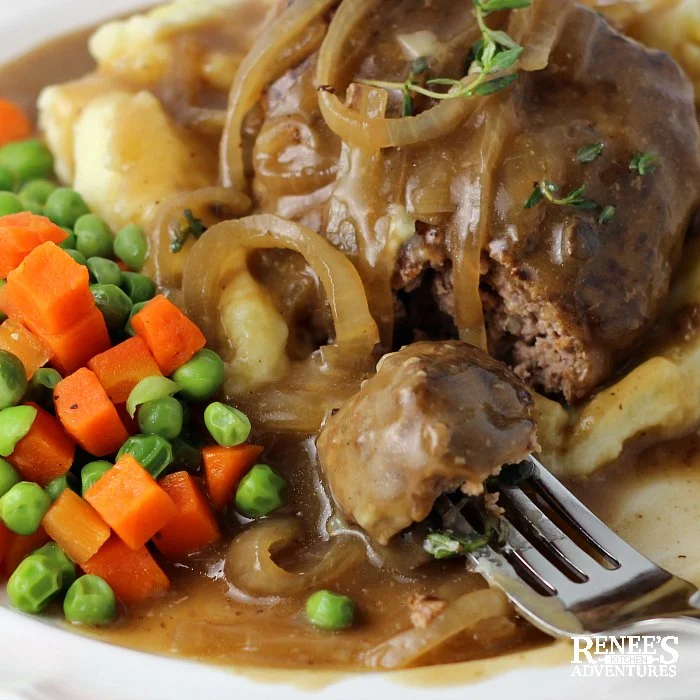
[
  {"xmin": 74, "ymin": 214, "xmax": 113, "ymax": 258},
  {"xmin": 63, "ymin": 249, "xmax": 88, "ymax": 266},
  {"xmin": 120, "ymin": 272, "xmax": 155, "ymax": 304},
  {"xmin": 114, "ymin": 224, "xmax": 147, "ymax": 271},
  {"xmin": 0, "ymin": 481, "xmax": 51, "ymax": 535},
  {"xmin": 25, "ymin": 367, "xmax": 62, "ymax": 409},
  {"xmin": 0, "ymin": 350, "xmax": 28, "ymax": 410},
  {"xmin": 117, "ymin": 434, "xmax": 173, "ymax": 479},
  {"xmin": 173, "ymin": 350, "xmax": 225, "ymax": 402},
  {"xmin": 87, "ymin": 257, "xmax": 122, "ymax": 286},
  {"xmin": 305, "ymin": 590, "xmax": 355, "ymax": 631},
  {"xmin": 0, "ymin": 404, "xmax": 37, "ymax": 456},
  {"xmin": 0, "ymin": 139, "xmax": 54, "ymax": 182},
  {"xmin": 58, "ymin": 228, "xmax": 77, "ymax": 249},
  {"xmin": 7, "ymin": 554, "xmax": 62, "ymax": 614},
  {"xmin": 235, "ymin": 464, "xmax": 285, "ymax": 517},
  {"xmin": 45, "ymin": 188, "xmax": 90, "ymax": 228},
  {"xmin": 18, "ymin": 179, "xmax": 57, "ymax": 206},
  {"xmin": 0, "ymin": 458, "xmax": 20, "ymax": 498},
  {"xmin": 138, "ymin": 397, "xmax": 183, "ymax": 440},
  {"xmin": 19, "ymin": 198, "xmax": 43, "ymax": 215},
  {"xmin": 0, "ymin": 192, "xmax": 23, "ymax": 217},
  {"xmin": 90, "ymin": 284, "xmax": 132, "ymax": 332},
  {"xmin": 0, "ymin": 166, "xmax": 14, "ymax": 192},
  {"xmin": 45, "ymin": 472, "xmax": 78, "ymax": 502},
  {"xmin": 34, "ymin": 542, "xmax": 76, "ymax": 590},
  {"xmin": 81, "ymin": 461, "xmax": 112, "ymax": 495},
  {"xmin": 126, "ymin": 375, "xmax": 180, "ymax": 418},
  {"xmin": 125, "ymin": 301, "xmax": 147, "ymax": 336},
  {"xmin": 204, "ymin": 402, "xmax": 251, "ymax": 447},
  {"xmin": 64, "ymin": 575, "xmax": 117, "ymax": 626}
]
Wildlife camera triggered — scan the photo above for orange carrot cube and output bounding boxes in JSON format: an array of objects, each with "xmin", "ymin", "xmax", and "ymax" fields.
[
  {"xmin": 0, "ymin": 319, "xmax": 51, "ymax": 378},
  {"xmin": 131, "ymin": 295, "xmax": 206, "ymax": 375},
  {"xmin": 0, "ymin": 214, "xmax": 67, "ymax": 278},
  {"xmin": 88, "ymin": 336, "xmax": 162, "ymax": 404},
  {"xmin": 153, "ymin": 472, "xmax": 220, "ymax": 558},
  {"xmin": 82, "ymin": 535, "xmax": 170, "ymax": 604},
  {"xmin": 8, "ymin": 403, "xmax": 75, "ymax": 485},
  {"xmin": 0, "ymin": 527, "xmax": 49, "ymax": 577},
  {"xmin": 54, "ymin": 368, "xmax": 128, "ymax": 456},
  {"xmin": 42, "ymin": 490, "xmax": 111, "ymax": 564},
  {"xmin": 203, "ymin": 444, "xmax": 263, "ymax": 511},
  {"xmin": 85, "ymin": 454, "xmax": 177, "ymax": 550}
]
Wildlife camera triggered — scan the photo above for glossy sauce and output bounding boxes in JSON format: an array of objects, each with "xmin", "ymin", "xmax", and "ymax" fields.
[{"xmin": 2, "ymin": 8, "xmax": 700, "ymax": 678}]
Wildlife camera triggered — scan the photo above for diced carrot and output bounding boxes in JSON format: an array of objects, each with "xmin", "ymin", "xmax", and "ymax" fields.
[
  {"xmin": 85, "ymin": 454, "xmax": 177, "ymax": 550},
  {"xmin": 0, "ymin": 527, "xmax": 49, "ymax": 577},
  {"xmin": 132, "ymin": 295, "xmax": 206, "ymax": 375},
  {"xmin": 0, "ymin": 522, "xmax": 11, "ymax": 573},
  {"xmin": 0, "ymin": 319, "xmax": 51, "ymax": 378},
  {"xmin": 153, "ymin": 472, "xmax": 220, "ymax": 558},
  {"xmin": 88, "ymin": 336, "xmax": 162, "ymax": 404},
  {"xmin": 8, "ymin": 403, "xmax": 75, "ymax": 486},
  {"xmin": 0, "ymin": 100, "xmax": 32, "ymax": 147},
  {"xmin": 41, "ymin": 307, "xmax": 111, "ymax": 375},
  {"xmin": 54, "ymin": 368, "xmax": 128, "ymax": 456},
  {"xmin": 0, "ymin": 242, "xmax": 93, "ymax": 335},
  {"xmin": 0, "ymin": 214, "xmax": 68, "ymax": 279},
  {"xmin": 203, "ymin": 444, "xmax": 263, "ymax": 510},
  {"xmin": 42, "ymin": 489, "xmax": 110, "ymax": 564},
  {"xmin": 82, "ymin": 535, "xmax": 169, "ymax": 604}
]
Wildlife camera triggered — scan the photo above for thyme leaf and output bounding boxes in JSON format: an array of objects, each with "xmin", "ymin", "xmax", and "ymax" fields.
[
  {"xmin": 170, "ymin": 209, "xmax": 206, "ymax": 253},
  {"xmin": 524, "ymin": 180, "xmax": 614, "ymax": 221},
  {"xmin": 424, "ymin": 531, "xmax": 491, "ymax": 559},
  {"xmin": 598, "ymin": 205, "xmax": 616, "ymax": 224},
  {"xmin": 577, "ymin": 143, "xmax": 605, "ymax": 164},
  {"xmin": 629, "ymin": 152, "xmax": 657, "ymax": 176}
]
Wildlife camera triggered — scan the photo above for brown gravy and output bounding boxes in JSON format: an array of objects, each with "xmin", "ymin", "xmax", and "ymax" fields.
[{"xmin": 2, "ymin": 9, "xmax": 700, "ymax": 679}]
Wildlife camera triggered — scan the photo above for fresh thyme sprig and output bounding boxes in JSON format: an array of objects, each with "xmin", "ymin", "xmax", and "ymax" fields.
[
  {"xmin": 424, "ymin": 531, "xmax": 491, "ymax": 559},
  {"xmin": 357, "ymin": 0, "xmax": 531, "ymax": 112},
  {"xmin": 629, "ymin": 152, "xmax": 657, "ymax": 176},
  {"xmin": 524, "ymin": 180, "xmax": 616, "ymax": 224},
  {"xmin": 170, "ymin": 209, "xmax": 206, "ymax": 253}
]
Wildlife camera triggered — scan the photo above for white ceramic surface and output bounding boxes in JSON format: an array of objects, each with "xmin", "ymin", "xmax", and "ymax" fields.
[{"xmin": 1, "ymin": 2, "xmax": 700, "ymax": 698}]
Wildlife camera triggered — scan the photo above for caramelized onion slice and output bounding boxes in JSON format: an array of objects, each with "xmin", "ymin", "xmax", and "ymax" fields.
[
  {"xmin": 224, "ymin": 518, "xmax": 365, "ymax": 596},
  {"xmin": 220, "ymin": 0, "xmax": 337, "ymax": 190},
  {"xmin": 364, "ymin": 588, "xmax": 511, "ymax": 669}
]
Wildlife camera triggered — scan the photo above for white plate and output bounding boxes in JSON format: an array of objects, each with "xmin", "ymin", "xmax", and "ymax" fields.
[{"xmin": 1, "ymin": 2, "xmax": 700, "ymax": 698}]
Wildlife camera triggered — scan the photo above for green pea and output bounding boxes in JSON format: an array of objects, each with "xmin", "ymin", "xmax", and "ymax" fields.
[
  {"xmin": 0, "ymin": 458, "xmax": 20, "ymax": 498},
  {"xmin": 63, "ymin": 249, "xmax": 88, "ymax": 267},
  {"xmin": 19, "ymin": 198, "xmax": 43, "ymax": 215},
  {"xmin": 81, "ymin": 461, "xmax": 112, "ymax": 495},
  {"xmin": 204, "ymin": 402, "xmax": 250, "ymax": 447},
  {"xmin": 44, "ymin": 187, "xmax": 90, "ymax": 228},
  {"xmin": 117, "ymin": 434, "xmax": 173, "ymax": 479},
  {"xmin": 64, "ymin": 574, "xmax": 117, "ymax": 626},
  {"xmin": 44, "ymin": 472, "xmax": 78, "ymax": 502},
  {"xmin": 126, "ymin": 375, "xmax": 180, "ymax": 418},
  {"xmin": 173, "ymin": 349, "xmax": 225, "ymax": 402},
  {"xmin": 58, "ymin": 229, "xmax": 76, "ymax": 249},
  {"xmin": 0, "ymin": 166, "xmax": 14, "ymax": 192},
  {"xmin": 34, "ymin": 542, "xmax": 76, "ymax": 590},
  {"xmin": 120, "ymin": 272, "xmax": 155, "ymax": 304},
  {"xmin": 0, "ymin": 404, "xmax": 37, "ymax": 456},
  {"xmin": 125, "ymin": 301, "xmax": 147, "ymax": 337},
  {"xmin": 0, "ymin": 139, "xmax": 54, "ymax": 182},
  {"xmin": 0, "ymin": 350, "xmax": 27, "ymax": 410},
  {"xmin": 7, "ymin": 554, "xmax": 62, "ymax": 614},
  {"xmin": 305, "ymin": 590, "xmax": 355, "ymax": 631},
  {"xmin": 138, "ymin": 397, "xmax": 183, "ymax": 440},
  {"xmin": 90, "ymin": 284, "xmax": 132, "ymax": 332},
  {"xmin": 87, "ymin": 257, "xmax": 122, "ymax": 286},
  {"xmin": 18, "ymin": 179, "xmax": 57, "ymax": 205},
  {"xmin": 234, "ymin": 464, "xmax": 285, "ymax": 517},
  {"xmin": 0, "ymin": 481, "xmax": 51, "ymax": 535},
  {"xmin": 0, "ymin": 192, "xmax": 23, "ymax": 217},
  {"xmin": 171, "ymin": 438, "xmax": 202, "ymax": 473},
  {"xmin": 114, "ymin": 224, "xmax": 147, "ymax": 271},
  {"xmin": 74, "ymin": 214, "xmax": 113, "ymax": 258},
  {"xmin": 25, "ymin": 367, "xmax": 62, "ymax": 409}
]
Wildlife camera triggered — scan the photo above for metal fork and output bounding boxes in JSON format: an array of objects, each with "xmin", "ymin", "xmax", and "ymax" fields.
[{"xmin": 438, "ymin": 455, "xmax": 700, "ymax": 637}]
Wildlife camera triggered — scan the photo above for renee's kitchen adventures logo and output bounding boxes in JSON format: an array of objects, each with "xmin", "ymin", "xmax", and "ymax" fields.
[{"xmin": 571, "ymin": 635, "xmax": 679, "ymax": 678}]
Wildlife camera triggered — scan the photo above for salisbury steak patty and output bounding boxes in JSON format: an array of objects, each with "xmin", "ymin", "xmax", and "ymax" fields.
[{"xmin": 317, "ymin": 341, "xmax": 537, "ymax": 544}]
